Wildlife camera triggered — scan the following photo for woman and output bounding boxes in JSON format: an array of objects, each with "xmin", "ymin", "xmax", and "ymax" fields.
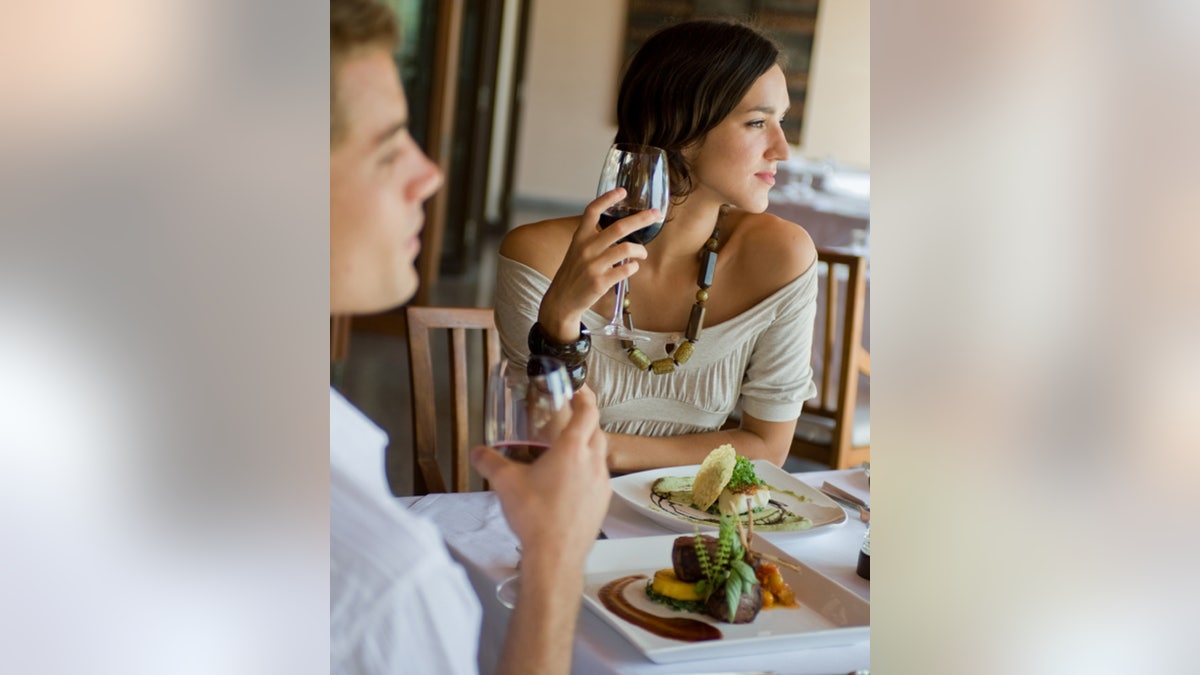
[{"xmin": 495, "ymin": 20, "xmax": 817, "ymax": 473}]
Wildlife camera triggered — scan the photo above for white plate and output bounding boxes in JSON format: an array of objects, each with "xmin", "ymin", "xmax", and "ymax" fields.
[
  {"xmin": 611, "ymin": 460, "xmax": 846, "ymax": 535},
  {"xmin": 581, "ymin": 534, "xmax": 869, "ymax": 664}
]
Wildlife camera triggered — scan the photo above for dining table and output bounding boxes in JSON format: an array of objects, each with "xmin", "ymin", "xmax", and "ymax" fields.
[{"xmin": 398, "ymin": 467, "xmax": 871, "ymax": 675}]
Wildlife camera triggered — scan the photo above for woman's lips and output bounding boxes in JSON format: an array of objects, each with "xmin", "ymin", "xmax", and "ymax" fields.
[{"xmin": 756, "ymin": 172, "xmax": 776, "ymax": 186}]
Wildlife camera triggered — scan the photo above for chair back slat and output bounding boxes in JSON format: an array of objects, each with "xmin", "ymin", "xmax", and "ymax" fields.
[
  {"xmin": 791, "ymin": 249, "xmax": 870, "ymax": 469},
  {"xmin": 820, "ymin": 265, "xmax": 838, "ymax": 410},
  {"xmin": 406, "ymin": 306, "xmax": 499, "ymax": 494},
  {"xmin": 448, "ymin": 326, "xmax": 471, "ymax": 493}
]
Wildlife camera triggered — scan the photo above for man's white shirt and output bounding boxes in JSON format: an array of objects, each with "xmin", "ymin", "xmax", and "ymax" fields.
[{"xmin": 330, "ymin": 389, "xmax": 481, "ymax": 674}]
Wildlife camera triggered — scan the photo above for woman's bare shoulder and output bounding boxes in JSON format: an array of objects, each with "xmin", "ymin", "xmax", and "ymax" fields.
[
  {"xmin": 723, "ymin": 210, "xmax": 817, "ymax": 287},
  {"xmin": 498, "ymin": 216, "xmax": 580, "ymax": 278}
]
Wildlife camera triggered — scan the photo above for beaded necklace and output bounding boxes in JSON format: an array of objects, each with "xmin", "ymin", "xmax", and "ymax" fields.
[{"xmin": 620, "ymin": 224, "xmax": 720, "ymax": 374}]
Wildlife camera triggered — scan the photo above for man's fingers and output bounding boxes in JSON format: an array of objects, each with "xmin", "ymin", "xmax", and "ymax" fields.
[
  {"xmin": 470, "ymin": 444, "xmax": 510, "ymax": 483},
  {"xmin": 561, "ymin": 387, "xmax": 600, "ymax": 441}
]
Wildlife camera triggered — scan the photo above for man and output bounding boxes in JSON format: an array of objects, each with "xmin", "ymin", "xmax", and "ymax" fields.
[{"xmin": 329, "ymin": 1, "xmax": 612, "ymax": 673}]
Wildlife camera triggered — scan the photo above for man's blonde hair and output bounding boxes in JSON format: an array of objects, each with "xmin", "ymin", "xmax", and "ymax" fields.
[{"xmin": 330, "ymin": 0, "xmax": 398, "ymax": 146}]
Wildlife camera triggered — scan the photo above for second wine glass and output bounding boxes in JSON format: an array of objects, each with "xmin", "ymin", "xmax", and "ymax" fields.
[
  {"xmin": 594, "ymin": 143, "xmax": 669, "ymax": 340},
  {"xmin": 484, "ymin": 356, "xmax": 573, "ymax": 608},
  {"xmin": 484, "ymin": 356, "xmax": 573, "ymax": 462}
]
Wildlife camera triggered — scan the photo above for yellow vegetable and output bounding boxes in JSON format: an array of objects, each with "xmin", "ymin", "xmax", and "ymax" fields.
[{"xmin": 651, "ymin": 569, "xmax": 703, "ymax": 601}]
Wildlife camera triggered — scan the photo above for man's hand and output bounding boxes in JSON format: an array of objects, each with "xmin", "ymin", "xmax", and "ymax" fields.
[{"xmin": 471, "ymin": 387, "xmax": 611, "ymax": 562}]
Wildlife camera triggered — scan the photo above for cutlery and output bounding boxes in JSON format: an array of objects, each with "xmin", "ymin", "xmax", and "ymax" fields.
[{"xmin": 820, "ymin": 481, "xmax": 870, "ymax": 522}]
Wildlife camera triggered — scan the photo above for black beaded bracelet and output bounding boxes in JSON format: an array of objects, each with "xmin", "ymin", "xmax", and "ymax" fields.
[
  {"xmin": 563, "ymin": 360, "xmax": 588, "ymax": 392},
  {"xmin": 525, "ymin": 354, "xmax": 587, "ymax": 391},
  {"xmin": 527, "ymin": 321, "xmax": 591, "ymax": 365}
]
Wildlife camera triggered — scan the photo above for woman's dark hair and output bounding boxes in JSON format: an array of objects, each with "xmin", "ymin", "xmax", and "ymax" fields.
[{"xmin": 615, "ymin": 20, "xmax": 780, "ymax": 201}]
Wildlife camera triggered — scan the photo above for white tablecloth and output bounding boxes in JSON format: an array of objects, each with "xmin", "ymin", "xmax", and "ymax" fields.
[{"xmin": 399, "ymin": 469, "xmax": 871, "ymax": 675}]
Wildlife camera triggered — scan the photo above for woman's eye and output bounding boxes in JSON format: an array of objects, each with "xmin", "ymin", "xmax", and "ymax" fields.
[{"xmin": 748, "ymin": 120, "xmax": 766, "ymax": 129}]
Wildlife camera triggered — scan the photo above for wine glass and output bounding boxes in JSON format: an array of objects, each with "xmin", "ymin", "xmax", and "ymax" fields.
[
  {"xmin": 484, "ymin": 356, "xmax": 573, "ymax": 608},
  {"xmin": 484, "ymin": 356, "xmax": 573, "ymax": 462},
  {"xmin": 593, "ymin": 143, "xmax": 669, "ymax": 340}
]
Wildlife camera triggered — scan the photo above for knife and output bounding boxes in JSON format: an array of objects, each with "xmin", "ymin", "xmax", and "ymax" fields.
[{"xmin": 820, "ymin": 481, "xmax": 869, "ymax": 511}]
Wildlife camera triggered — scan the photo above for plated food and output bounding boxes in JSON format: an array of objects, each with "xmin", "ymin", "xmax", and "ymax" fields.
[
  {"xmin": 616, "ymin": 446, "xmax": 845, "ymax": 534},
  {"xmin": 598, "ymin": 512, "xmax": 800, "ymax": 643},
  {"xmin": 587, "ymin": 443, "xmax": 866, "ymax": 664},
  {"xmin": 581, "ymin": 534, "xmax": 870, "ymax": 664}
]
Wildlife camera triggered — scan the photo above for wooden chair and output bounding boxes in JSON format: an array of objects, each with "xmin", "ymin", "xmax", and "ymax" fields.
[
  {"xmin": 791, "ymin": 248, "xmax": 871, "ymax": 470},
  {"xmin": 330, "ymin": 315, "xmax": 352, "ymax": 387},
  {"xmin": 405, "ymin": 306, "xmax": 502, "ymax": 494}
]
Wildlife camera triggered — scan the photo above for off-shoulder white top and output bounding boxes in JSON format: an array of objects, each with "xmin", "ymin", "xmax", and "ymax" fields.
[{"xmin": 493, "ymin": 255, "xmax": 818, "ymax": 437}]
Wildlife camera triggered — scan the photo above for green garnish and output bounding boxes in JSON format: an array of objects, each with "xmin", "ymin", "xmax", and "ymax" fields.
[
  {"xmin": 694, "ymin": 530, "xmax": 713, "ymax": 587},
  {"xmin": 726, "ymin": 456, "xmax": 765, "ymax": 491},
  {"xmin": 691, "ymin": 513, "xmax": 756, "ymax": 619}
]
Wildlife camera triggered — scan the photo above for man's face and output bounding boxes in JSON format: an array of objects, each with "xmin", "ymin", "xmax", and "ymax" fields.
[{"xmin": 330, "ymin": 47, "xmax": 441, "ymax": 314}]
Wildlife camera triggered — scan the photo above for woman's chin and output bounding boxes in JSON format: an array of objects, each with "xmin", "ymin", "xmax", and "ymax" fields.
[{"xmin": 739, "ymin": 196, "xmax": 770, "ymax": 214}]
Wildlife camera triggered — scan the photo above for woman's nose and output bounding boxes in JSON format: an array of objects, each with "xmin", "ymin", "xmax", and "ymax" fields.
[{"xmin": 768, "ymin": 125, "xmax": 790, "ymax": 161}]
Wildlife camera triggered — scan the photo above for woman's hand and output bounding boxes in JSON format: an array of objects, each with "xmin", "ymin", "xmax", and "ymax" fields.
[{"xmin": 537, "ymin": 188, "xmax": 659, "ymax": 342}]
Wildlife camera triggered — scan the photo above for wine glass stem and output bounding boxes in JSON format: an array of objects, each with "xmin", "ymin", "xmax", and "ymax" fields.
[{"xmin": 609, "ymin": 270, "xmax": 628, "ymax": 328}]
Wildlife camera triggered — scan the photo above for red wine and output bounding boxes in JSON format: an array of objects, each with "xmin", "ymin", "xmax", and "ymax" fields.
[
  {"xmin": 492, "ymin": 440, "xmax": 551, "ymax": 464},
  {"xmin": 599, "ymin": 208, "xmax": 663, "ymax": 245}
]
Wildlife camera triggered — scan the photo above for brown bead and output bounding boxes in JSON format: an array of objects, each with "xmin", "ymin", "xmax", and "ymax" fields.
[
  {"xmin": 705, "ymin": 237, "xmax": 719, "ymax": 252},
  {"xmin": 622, "ymin": 296, "xmax": 631, "ymax": 309},
  {"xmin": 685, "ymin": 304, "xmax": 706, "ymax": 342},
  {"xmin": 651, "ymin": 357, "xmax": 676, "ymax": 374},
  {"xmin": 695, "ymin": 289, "xmax": 708, "ymax": 304},
  {"xmin": 627, "ymin": 348, "xmax": 651, "ymax": 370},
  {"xmin": 673, "ymin": 340, "xmax": 695, "ymax": 365}
]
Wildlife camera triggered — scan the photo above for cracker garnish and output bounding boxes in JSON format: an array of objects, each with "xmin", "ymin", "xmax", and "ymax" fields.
[{"xmin": 691, "ymin": 444, "xmax": 736, "ymax": 511}]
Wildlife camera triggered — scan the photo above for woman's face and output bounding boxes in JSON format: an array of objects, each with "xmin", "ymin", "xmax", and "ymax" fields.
[{"xmin": 682, "ymin": 64, "xmax": 791, "ymax": 213}]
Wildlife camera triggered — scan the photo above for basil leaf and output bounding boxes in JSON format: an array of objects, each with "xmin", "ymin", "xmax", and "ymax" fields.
[
  {"xmin": 732, "ymin": 559, "xmax": 757, "ymax": 587},
  {"xmin": 725, "ymin": 576, "xmax": 742, "ymax": 620}
]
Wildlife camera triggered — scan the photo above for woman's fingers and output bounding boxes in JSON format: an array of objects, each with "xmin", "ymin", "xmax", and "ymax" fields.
[
  {"xmin": 580, "ymin": 188, "xmax": 627, "ymax": 232},
  {"xmin": 549, "ymin": 191, "xmax": 660, "ymax": 319},
  {"xmin": 594, "ymin": 208, "xmax": 660, "ymax": 251},
  {"xmin": 579, "ymin": 189, "xmax": 661, "ymax": 249}
]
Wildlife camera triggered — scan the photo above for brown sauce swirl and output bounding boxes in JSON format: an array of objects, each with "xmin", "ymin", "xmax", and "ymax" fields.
[{"xmin": 598, "ymin": 575, "xmax": 722, "ymax": 643}]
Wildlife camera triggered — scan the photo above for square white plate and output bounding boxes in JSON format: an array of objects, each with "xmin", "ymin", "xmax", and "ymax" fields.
[
  {"xmin": 581, "ymin": 534, "xmax": 869, "ymax": 664},
  {"xmin": 611, "ymin": 460, "xmax": 846, "ymax": 536}
]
